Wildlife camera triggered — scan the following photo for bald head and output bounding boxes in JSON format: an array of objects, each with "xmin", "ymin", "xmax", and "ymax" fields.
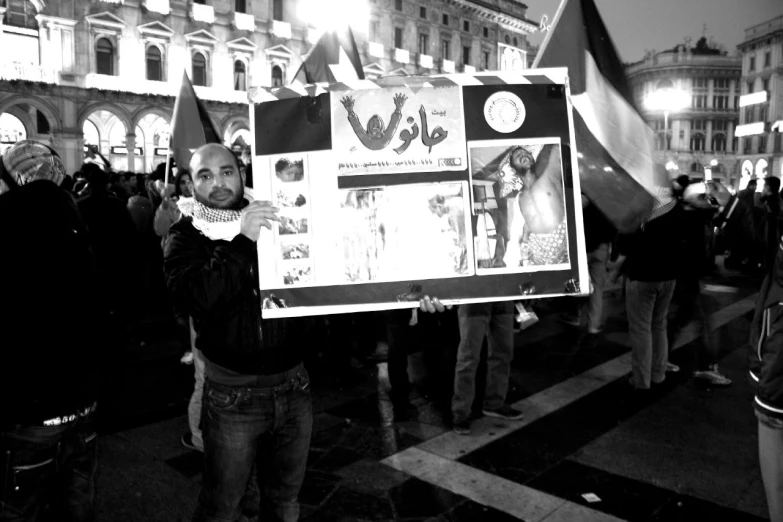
[{"xmin": 190, "ymin": 143, "xmax": 245, "ymax": 209}]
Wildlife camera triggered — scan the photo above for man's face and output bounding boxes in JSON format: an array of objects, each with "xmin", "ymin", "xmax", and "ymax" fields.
[
  {"xmin": 368, "ymin": 116, "xmax": 383, "ymax": 138},
  {"xmin": 190, "ymin": 145, "xmax": 244, "ymax": 209},
  {"xmin": 510, "ymin": 148, "xmax": 534, "ymax": 173},
  {"xmin": 179, "ymin": 176, "xmax": 194, "ymax": 198}
]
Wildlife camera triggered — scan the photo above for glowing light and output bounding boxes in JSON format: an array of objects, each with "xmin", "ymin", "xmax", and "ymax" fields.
[
  {"xmin": 644, "ymin": 88, "xmax": 690, "ymax": 113},
  {"xmin": 735, "ymin": 122, "xmax": 765, "ymax": 137},
  {"xmin": 603, "ymin": 166, "xmax": 613, "ymax": 172},
  {"xmin": 739, "ymin": 91, "xmax": 767, "ymax": 107},
  {"xmin": 665, "ymin": 161, "xmax": 678, "ymax": 172},
  {"xmin": 299, "ymin": 0, "xmax": 369, "ymax": 32}
]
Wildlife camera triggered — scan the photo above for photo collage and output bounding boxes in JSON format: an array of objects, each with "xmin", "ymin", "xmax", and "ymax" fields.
[{"xmin": 271, "ymin": 154, "xmax": 314, "ymax": 286}]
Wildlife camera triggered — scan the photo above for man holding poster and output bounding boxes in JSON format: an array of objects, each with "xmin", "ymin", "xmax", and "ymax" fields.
[{"xmin": 164, "ymin": 143, "xmax": 314, "ymax": 522}]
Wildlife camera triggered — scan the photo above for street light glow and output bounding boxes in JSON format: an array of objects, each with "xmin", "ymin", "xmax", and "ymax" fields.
[
  {"xmin": 299, "ymin": 0, "xmax": 370, "ymax": 33},
  {"xmin": 644, "ymin": 88, "xmax": 690, "ymax": 113}
]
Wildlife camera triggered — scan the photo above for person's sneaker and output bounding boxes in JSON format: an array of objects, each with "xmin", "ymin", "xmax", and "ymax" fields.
[
  {"xmin": 482, "ymin": 405, "xmax": 525, "ymax": 420},
  {"xmin": 665, "ymin": 362, "xmax": 680, "ymax": 373},
  {"xmin": 694, "ymin": 365, "xmax": 732, "ymax": 387},
  {"xmin": 452, "ymin": 418, "xmax": 472, "ymax": 436},
  {"xmin": 181, "ymin": 433, "xmax": 200, "ymax": 452},
  {"xmin": 558, "ymin": 313, "xmax": 580, "ymax": 327}
]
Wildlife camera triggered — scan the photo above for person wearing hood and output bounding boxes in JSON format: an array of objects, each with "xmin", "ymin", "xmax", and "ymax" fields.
[{"xmin": 610, "ymin": 164, "xmax": 685, "ymax": 391}]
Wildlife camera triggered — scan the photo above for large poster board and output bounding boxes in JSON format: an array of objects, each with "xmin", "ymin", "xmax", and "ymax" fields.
[{"xmin": 250, "ymin": 69, "xmax": 588, "ymax": 318}]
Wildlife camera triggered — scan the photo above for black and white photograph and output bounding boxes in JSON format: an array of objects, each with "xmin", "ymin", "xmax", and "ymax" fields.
[
  {"xmin": 275, "ymin": 189, "xmax": 307, "ymax": 208},
  {"xmin": 341, "ymin": 183, "xmax": 472, "ymax": 283},
  {"xmin": 273, "ymin": 155, "xmax": 305, "ymax": 183},
  {"xmin": 282, "ymin": 263, "xmax": 313, "ymax": 286},
  {"xmin": 281, "ymin": 242, "xmax": 310, "ymax": 261},
  {"xmin": 468, "ymin": 138, "xmax": 570, "ymax": 274},
  {"xmin": 278, "ymin": 215, "xmax": 309, "ymax": 236}
]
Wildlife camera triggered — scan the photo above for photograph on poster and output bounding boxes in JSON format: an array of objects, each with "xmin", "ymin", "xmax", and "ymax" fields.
[
  {"xmin": 468, "ymin": 138, "xmax": 570, "ymax": 274},
  {"xmin": 279, "ymin": 215, "xmax": 309, "ymax": 235},
  {"xmin": 282, "ymin": 263, "xmax": 313, "ymax": 285},
  {"xmin": 331, "ymin": 86, "xmax": 467, "ymax": 175},
  {"xmin": 281, "ymin": 242, "xmax": 310, "ymax": 260},
  {"xmin": 341, "ymin": 182, "xmax": 471, "ymax": 283},
  {"xmin": 276, "ymin": 190, "xmax": 307, "ymax": 208},
  {"xmin": 274, "ymin": 156, "xmax": 305, "ymax": 182}
]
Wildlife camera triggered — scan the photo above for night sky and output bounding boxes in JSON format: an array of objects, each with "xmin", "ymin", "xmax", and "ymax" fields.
[{"xmin": 524, "ymin": 0, "xmax": 782, "ymax": 62}]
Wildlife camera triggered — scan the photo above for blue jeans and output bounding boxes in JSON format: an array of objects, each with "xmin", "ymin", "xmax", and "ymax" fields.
[
  {"xmin": 452, "ymin": 302, "xmax": 515, "ymax": 422},
  {"xmin": 626, "ymin": 279, "xmax": 676, "ymax": 389},
  {"xmin": 0, "ymin": 413, "xmax": 98, "ymax": 521},
  {"xmin": 193, "ymin": 366, "xmax": 313, "ymax": 522}
]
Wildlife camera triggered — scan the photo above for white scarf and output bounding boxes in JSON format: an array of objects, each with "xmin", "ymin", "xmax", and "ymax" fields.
[{"xmin": 177, "ymin": 188, "xmax": 254, "ymax": 241}]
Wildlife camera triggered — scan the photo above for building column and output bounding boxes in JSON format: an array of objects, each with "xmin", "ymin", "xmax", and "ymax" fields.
[
  {"xmin": 52, "ymin": 131, "xmax": 84, "ymax": 176},
  {"xmin": 126, "ymin": 134, "xmax": 136, "ymax": 173}
]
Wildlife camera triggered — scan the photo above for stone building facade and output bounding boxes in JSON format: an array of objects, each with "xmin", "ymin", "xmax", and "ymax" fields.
[
  {"xmin": 0, "ymin": 0, "xmax": 536, "ymax": 175},
  {"xmin": 625, "ymin": 39, "xmax": 742, "ymax": 186},
  {"xmin": 736, "ymin": 14, "xmax": 783, "ymax": 187}
]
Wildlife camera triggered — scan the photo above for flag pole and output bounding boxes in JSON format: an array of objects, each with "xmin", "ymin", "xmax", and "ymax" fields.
[{"xmin": 163, "ymin": 147, "xmax": 172, "ymax": 187}]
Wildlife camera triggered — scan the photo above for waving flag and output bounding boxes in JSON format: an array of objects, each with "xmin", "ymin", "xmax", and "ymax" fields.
[
  {"xmin": 534, "ymin": 0, "xmax": 654, "ymax": 233},
  {"xmin": 293, "ymin": 26, "xmax": 365, "ymax": 84},
  {"xmin": 169, "ymin": 71, "xmax": 221, "ymax": 177}
]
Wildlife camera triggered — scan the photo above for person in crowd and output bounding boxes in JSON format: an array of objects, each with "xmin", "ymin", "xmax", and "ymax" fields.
[
  {"xmin": 559, "ymin": 201, "xmax": 615, "ymax": 348},
  {"xmin": 164, "ymin": 143, "xmax": 315, "ymax": 522},
  {"xmin": 739, "ymin": 178, "xmax": 758, "ymax": 210},
  {"xmin": 667, "ymin": 181, "xmax": 732, "ymax": 386},
  {"xmin": 610, "ymin": 164, "xmax": 684, "ymax": 392},
  {"xmin": 761, "ymin": 176, "xmax": 782, "ymax": 272},
  {"xmin": 154, "ymin": 170, "xmax": 193, "ymax": 246},
  {"xmin": 0, "ymin": 140, "xmax": 104, "ymax": 521},
  {"xmin": 127, "ymin": 174, "xmax": 154, "ymax": 235},
  {"xmin": 77, "ymin": 163, "xmax": 141, "ymax": 328},
  {"xmin": 749, "ymin": 233, "xmax": 783, "ymax": 522}
]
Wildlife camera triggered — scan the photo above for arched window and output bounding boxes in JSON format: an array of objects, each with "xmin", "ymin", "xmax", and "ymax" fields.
[
  {"xmin": 690, "ymin": 132, "xmax": 705, "ymax": 152},
  {"xmin": 271, "ymin": 65, "xmax": 283, "ymax": 87},
  {"xmin": 690, "ymin": 162, "xmax": 704, "ymax": 175},
  {"xmin": 656, "ymin": 79, "xmax": 674, "ymax": 91},
  {"xmin": 96, "ymin": 38, "xmax": 115, "ymax": 76},
  {"xmin": 234, "ymin": 60, "xmax": 247, "ymax": 91},
  {"xmin": 712, "ymin": 133, "xmax": 727, "ymax": 152},
  {"xmin": 146, "ymin": 46, "xmax": 163, "ymax": 82},
  {"xmin": 4, "ymin": 0, "xmax": 38, "ymax": 29},
  {"xmin": 192, "ymin": 52, "xmax": 207, "ymax": 86}
]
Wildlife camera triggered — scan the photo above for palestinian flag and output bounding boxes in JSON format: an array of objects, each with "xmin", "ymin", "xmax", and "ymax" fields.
[
  {"xmin": 170, "ymin": 71, "xmax": 221, "ymax": 175},
  {"xmin": 294, "ymin": 26, "xmax": 364, "ymax": 84},
  {"xmin": 534, "ymin": 0, "xmax": 655, "ymax": 233}
]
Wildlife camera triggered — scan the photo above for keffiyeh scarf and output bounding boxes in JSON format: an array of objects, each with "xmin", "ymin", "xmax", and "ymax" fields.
[{"xmin": 177, "ymin": 188, "xmax": 254, "ymax": 241}]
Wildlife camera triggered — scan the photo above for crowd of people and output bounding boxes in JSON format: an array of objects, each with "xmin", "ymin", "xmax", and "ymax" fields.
[{"xmin": 1, "ymin": 138, "xmax": 782, "ymax": 522}]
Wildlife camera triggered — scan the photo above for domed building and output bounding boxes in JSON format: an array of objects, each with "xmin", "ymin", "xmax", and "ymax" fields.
[{"xmin": 625, "ymin": 37, "xmax": 742, "ymax": 186}]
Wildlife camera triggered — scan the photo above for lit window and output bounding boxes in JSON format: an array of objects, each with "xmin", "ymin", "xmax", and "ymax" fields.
[
  {"xmin": 96, "ymin": 38, "xmax": 115, "ymax": 76},
  {"xmin": 146, "ymin": 45, "xmax": 162, "ymax": 81},
  {"xmin": 234, "ymin": 60, "xmax": 246, "ymax": 91},
  {"xmin": 192, "ymin": 52, "xmax": 207, "ymax": 86},
  {"xmin": 271, "ymin": 65, "xmax": 283, "ymax": 87}
]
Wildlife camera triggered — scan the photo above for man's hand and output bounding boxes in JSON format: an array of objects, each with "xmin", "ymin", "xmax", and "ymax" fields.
[
  {"xmin": 240, "ymin": 201, "xmax": 280, "ymax": 242},
  {"xmin": 340, "ymin": 96, "xmax": 355, "ymax": 113},
  {"xmin": 419, "ymin": 295, "xmax": 453, "ymax": 313},
  {"xmin": 393, "ymin": 93, "xmax": 408, "ymax": 111}
]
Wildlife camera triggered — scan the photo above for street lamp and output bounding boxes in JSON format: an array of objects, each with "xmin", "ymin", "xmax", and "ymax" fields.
[
  {"xmin": 645, "ymin": 88, "xmax": 690, "ymax": 150},
  {"xmin": 665, "ymin": 160, "xmax": 679, "ymax": 173}
]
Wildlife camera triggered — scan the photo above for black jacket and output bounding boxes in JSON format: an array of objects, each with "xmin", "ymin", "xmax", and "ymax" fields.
[
  {"xmin": 164, "ymin": 217, "xmax": 311, "ymax": 375},
  {"xmin": 0, "ymin": 181, "xmax": 103, "ymax": 424},
  {"xmin": 749, "ymin": 241, "xmax": 783, "ymax": 421},
  {"xmin": 617, "ymin": 204, "xmax": 684, "ymax": 282}
]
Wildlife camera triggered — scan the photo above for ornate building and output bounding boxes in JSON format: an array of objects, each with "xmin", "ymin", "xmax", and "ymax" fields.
[
  {"xmin": 0, "ymin": 0, "xmax": 536, "ymax": 175},
  {"xmin": 625, "ymin": 38, "xmax": 742, "ymax": 186},
  {"xmin": 736, "ymin": 14, "xmax": 783, "ymax": 187}
]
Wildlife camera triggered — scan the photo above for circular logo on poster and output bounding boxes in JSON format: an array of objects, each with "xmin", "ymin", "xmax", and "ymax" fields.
[{"xmin": 484, "ymin": 91, "xmax": 526, "ymax": 133}]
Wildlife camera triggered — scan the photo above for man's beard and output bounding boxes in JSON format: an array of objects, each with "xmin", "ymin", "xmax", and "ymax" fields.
[{"xmin": 195, "ymin": 186, "xmax": 243, "ymax": 210}]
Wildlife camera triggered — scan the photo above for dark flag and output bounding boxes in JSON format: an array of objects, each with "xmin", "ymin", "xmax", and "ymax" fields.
[
  {"xmin": 169, "ymin": 71, "xmax": 221, "ymax": 175},
  {"xmin": 534, "ymin": 0, "xmax": 655, "ymax": 233},
  {"xmin": 293, "ymin": 26, "xmax": 364, "ymax": 84}
]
